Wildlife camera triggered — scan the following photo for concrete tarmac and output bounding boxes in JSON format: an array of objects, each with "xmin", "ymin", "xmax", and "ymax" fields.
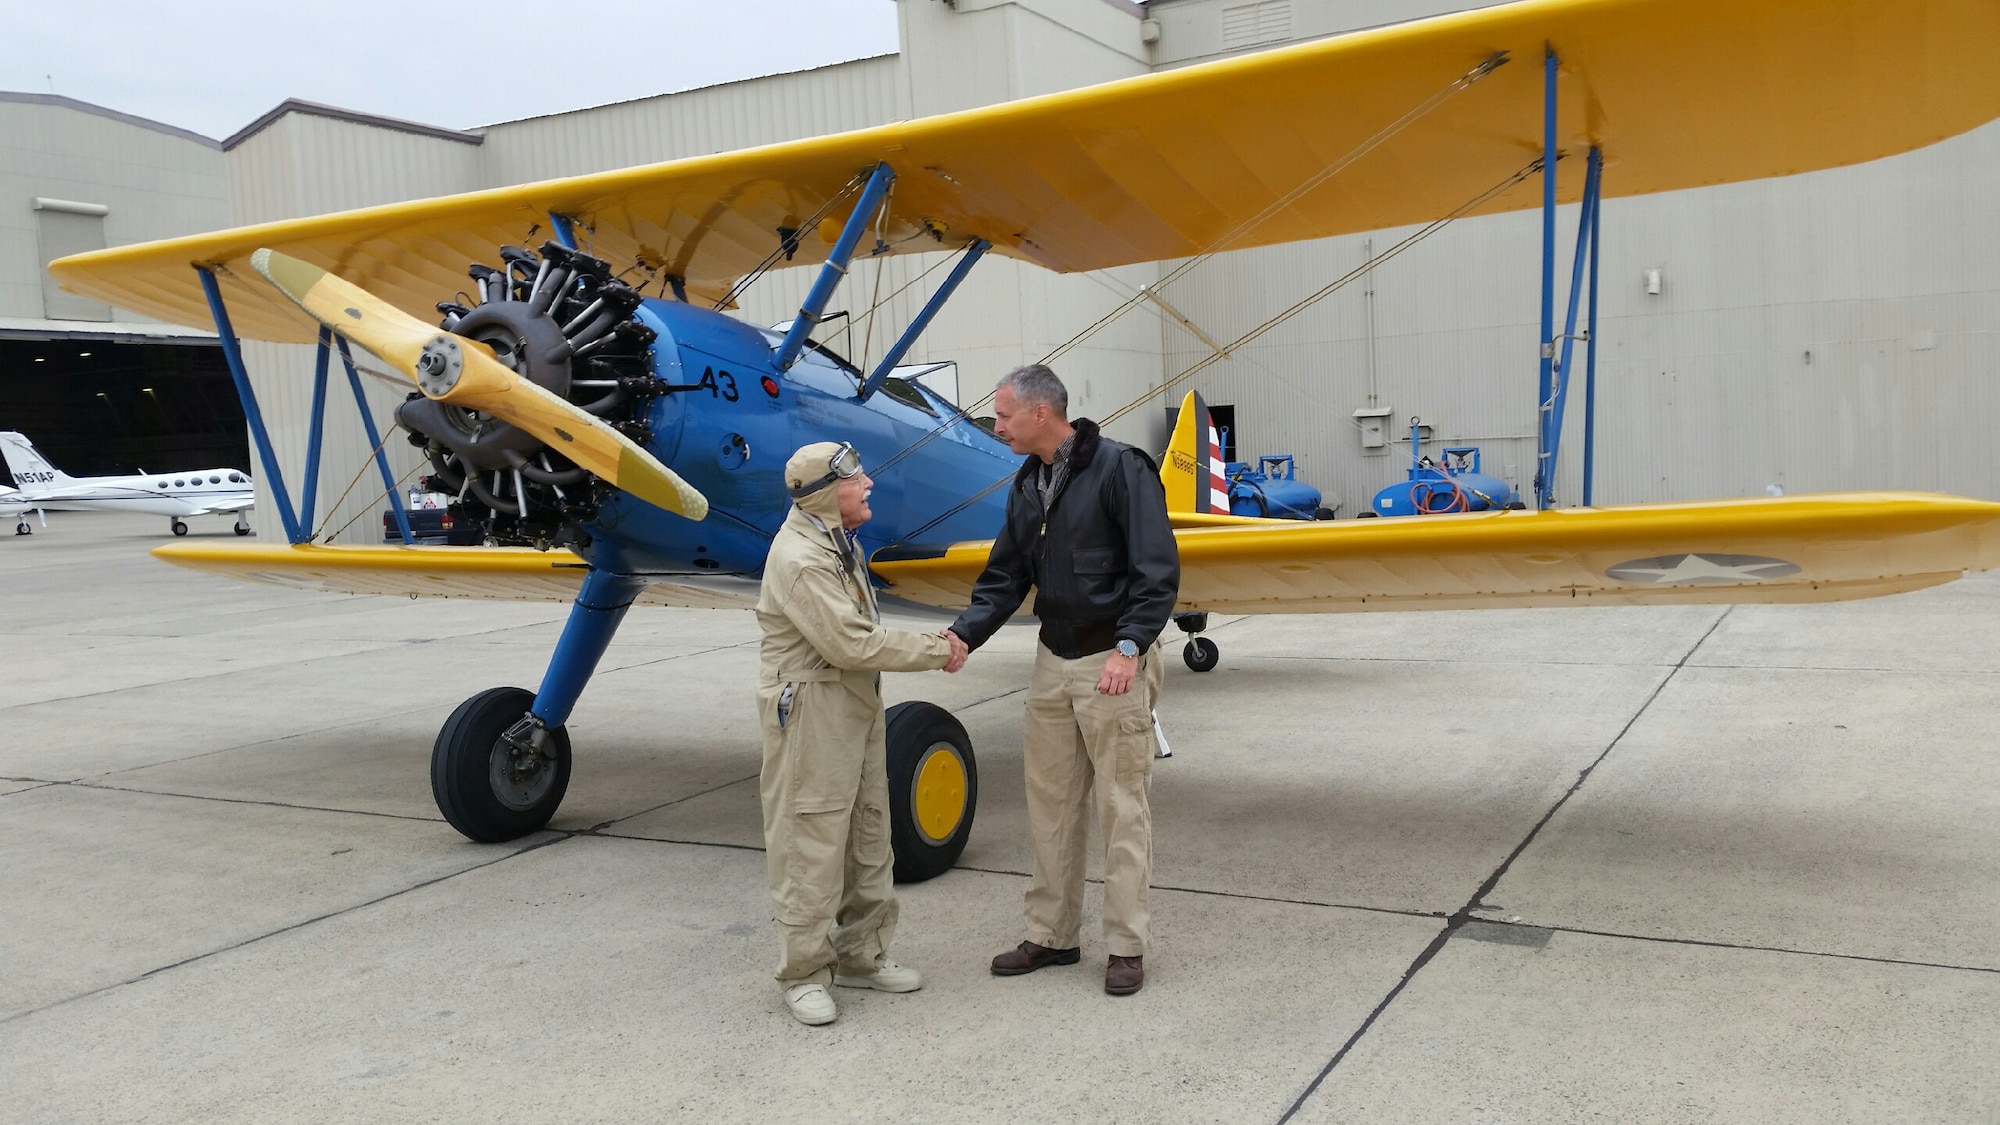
[{"xmin": 3, "ymin": 511, "xmax": 1995, "ymax": 1122}]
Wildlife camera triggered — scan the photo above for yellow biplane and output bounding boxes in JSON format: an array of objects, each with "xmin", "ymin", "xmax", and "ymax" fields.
[{"xmin": 46, "ymin": 0, "xmax": 2000, "ymax": 879}]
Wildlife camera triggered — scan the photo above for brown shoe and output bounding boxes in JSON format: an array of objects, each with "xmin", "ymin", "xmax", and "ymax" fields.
[
  {"xmin": 990, "ymin": 940, "xmax": 1081, "ymax": 976},
  {"xmin": 1105, "ymin": 955, "xmax": 1144, "ymax": 995}
]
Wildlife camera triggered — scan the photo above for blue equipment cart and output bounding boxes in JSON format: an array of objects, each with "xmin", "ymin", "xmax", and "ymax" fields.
[
  {"xmin": 1225, "ymin": 455, "xmax": 1333, "ymax": 520},
  {"xmin": 1365, "ymin": 418, "xmax": 1521, "ymax": 517}
]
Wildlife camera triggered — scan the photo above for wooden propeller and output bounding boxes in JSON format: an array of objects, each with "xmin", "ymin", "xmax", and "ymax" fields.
[{"xmin": 250, "ymin": 249, "xmax": 706, "ymax": 521}]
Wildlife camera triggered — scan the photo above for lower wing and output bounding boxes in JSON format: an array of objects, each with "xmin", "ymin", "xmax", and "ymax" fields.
[
  {"xmin": 151, "ymin": 542, "xmax": 759, "ymax": 610},
  {"xmin": 151, "ymin": 493, "xmax": 2000, "ymax": 615},
  {"xmin": 871, "ymin": 493, "xmax": 2000, "ymax": 613}
]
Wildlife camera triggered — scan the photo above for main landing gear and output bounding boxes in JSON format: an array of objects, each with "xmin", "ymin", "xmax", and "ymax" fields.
[
  {"xmin": 1176, "ymin": 611, "xmax": 1219, "ymax": 672},
  {"xmin": 14, "ymin": 519, "xmax": 30, "ymax": 536},
  {"xmin": 432, "ymin": 687, "xmax": 572, "ymax": 841},
  {"xmin": 884, "ymin": 701, "xmax": 977, "ymax": 883},
  {"xmin": 170, "ymin": 518, "xmax": 189, "ymax": 536},
  {"xmin": 426, "ymin": 570, "xmax": 980, "ymax": 885}
]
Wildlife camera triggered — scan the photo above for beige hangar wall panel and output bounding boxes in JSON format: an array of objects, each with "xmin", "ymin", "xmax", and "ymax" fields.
[
  {"xmin": 0, "ymin": 94, "xmax": 226, "ymax": 323},
  {"xmin": 879, "ymin": 0, "xmax": 1168, "ymax": 447},
  {"xmin": 480, "ymin": 56, "xmax": 908, "ymax": 184}
]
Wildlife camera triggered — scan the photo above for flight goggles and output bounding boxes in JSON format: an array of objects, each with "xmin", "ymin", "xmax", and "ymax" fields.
[{"xmin": 789, "ymin": 442, "xmax": 864, "ymax": 498}]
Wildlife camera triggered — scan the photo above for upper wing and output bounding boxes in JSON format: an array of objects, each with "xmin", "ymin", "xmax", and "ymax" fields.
[
  {"xmin": 151, "ymin": 542, "xmax": 760, "ymax": 610},
  {"xmin": 869, "ymin": 494, "xmax": 2000, "ymax": 614},
  {"xmin": 49, "ymin": 0, "xmax": 1999, "ymax": 343}
]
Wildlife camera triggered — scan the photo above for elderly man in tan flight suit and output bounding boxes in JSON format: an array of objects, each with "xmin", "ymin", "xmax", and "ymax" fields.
[{"xmin": 756, "ymin": 440, "xmax": 968, "ymax": 1026}]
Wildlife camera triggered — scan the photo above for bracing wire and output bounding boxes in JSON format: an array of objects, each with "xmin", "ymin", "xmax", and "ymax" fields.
[
  {"xmin": 322, "ymin": 457, "xmax": 428, "ymax": 544},
  {"xmin": 312, "ymin": 422, "xmax": 404, "ymax": 543},
  {"xmin": 860, "ymin": 53, "xmax": 1511, "ymax": 484},
  {"xmin": 1037, "ymin": 50, "xmax": 1509, "ymax": 369},
  {"xmin": 878, "ymin": 158, "xmax": 1542, "ymax": 551},
  {"xmin": 711, "ymin": 169, "xmax": 872, "ymax": 311}
]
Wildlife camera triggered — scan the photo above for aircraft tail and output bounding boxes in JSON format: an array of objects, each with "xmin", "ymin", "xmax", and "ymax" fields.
[
  {"xmin": 0, "ymin": 432, "xmax": 72, "ymax": 488},
  {"xmin": 1161, "ymin": 391, "xmax": 1231, "ymax": 515}
]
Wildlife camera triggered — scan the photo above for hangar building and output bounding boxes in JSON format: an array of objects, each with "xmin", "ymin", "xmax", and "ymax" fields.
[{"xmin": 5, "ymin": 0, "xmax": 1995, "ymax": 542}]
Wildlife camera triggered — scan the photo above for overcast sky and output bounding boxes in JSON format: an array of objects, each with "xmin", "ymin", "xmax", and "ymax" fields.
[{"xmin": 1, "ymin": 1, "xmax": 902, "ymax": 141}]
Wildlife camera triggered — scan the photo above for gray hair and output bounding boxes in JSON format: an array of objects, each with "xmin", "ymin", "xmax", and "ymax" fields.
[{"xmin": 996, "ymin": 364, "xmax": 1068, "ymax": 418}]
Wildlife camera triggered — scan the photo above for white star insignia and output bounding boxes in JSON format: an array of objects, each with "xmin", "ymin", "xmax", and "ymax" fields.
[{"xmin": 1606, "ymin": 553, "xmax": 1801, "ymax": 585}]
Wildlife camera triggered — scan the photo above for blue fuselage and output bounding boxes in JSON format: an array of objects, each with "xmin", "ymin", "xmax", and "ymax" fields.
[{"xmin": 579, "ymin": 298, "xmax": 1018, "ymax": 576}]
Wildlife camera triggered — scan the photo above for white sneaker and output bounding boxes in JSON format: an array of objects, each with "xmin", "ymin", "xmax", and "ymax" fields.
[
  {"xmin": 834, "ymin": 958, "xmax": 923, "ymax": 993},
  {"xmin": 783, "ymin": 981, "xmax": 837, "ymax": 1025}
]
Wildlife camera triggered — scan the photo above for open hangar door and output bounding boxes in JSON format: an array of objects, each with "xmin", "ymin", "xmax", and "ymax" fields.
[{"xmin": 0, "ymin": 334, "xmax": 246, "ymax": 482}]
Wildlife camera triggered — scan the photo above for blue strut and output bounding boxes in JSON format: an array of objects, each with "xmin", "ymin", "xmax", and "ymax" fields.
[
  {"xmin": 548, "ymin": 212, "xmax": 579, "ymax": 251},
  {"xmin": 1546, "ymin": 146, "xmax": 1602, "ymax": 501},
  {"xmin": 775, "ymin": 163, "xmax": 896, "ymax": 372},
  {"xmin": 300, "ymin": 327, "xmax": 334, "ymax": 533},
  {"xmin": 531, "ymin": 568, "xmax": 648, "ymax": 727},
  {"xmin": 1534, "ymin": 47, "xmax": 1559, "ymax": 510},
  {"xmin": 333, "ymin": 337, "xmax": 414, "ymax": 544},
  {"xmin": 196, "ymin": 265, "xmax": 303, "ymax": 543},
  {"xmin": 1582, "ymin": 153, "xmax": 1603, "ymax": 507},
  {"xmin": 857, "ymin": 238, "xmax": 989, "ymax": 402}
]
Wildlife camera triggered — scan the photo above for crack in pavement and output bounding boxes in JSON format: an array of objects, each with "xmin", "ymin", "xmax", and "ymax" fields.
[
  {"xmin": 59, "ymin": 779, "xmax": 443, "ymax": 824},
  {"xmin": 1274, "ymin": 607, "xmax": 1734, "ymax": 1124},
  {"xmin": 1522, "ymin": 920, "xmax": 2000, "ymax": 976},
  {"xmin": 1, "ymin": 832, "xmax": 571, "ymax": 1026}
]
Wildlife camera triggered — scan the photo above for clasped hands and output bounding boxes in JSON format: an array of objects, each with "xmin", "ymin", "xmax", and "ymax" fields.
[{"xmin": 940, "ymin": 628, "xmax": 969, "ymax": 673}]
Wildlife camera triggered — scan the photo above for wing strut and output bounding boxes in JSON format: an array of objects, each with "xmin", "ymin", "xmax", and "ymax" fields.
[
  {"xmin": 775, "ymin": 161, "xmax": 895, "ymax": 372},
  {"xmin": 856, "ymin": 238, "xmax": 989, "ymax": 402},
  {"xmin": 197, "ymin": 265, "xmax": 303, "ymax": 543},
  {"xmin": 1533, "ymin": 48, "xmax": 1605, "ymax": 510}
]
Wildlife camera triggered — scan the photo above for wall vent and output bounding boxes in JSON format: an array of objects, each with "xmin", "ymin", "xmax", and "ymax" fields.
[{"xmin": 1222, "ymin": 1, "xmax": 1291, "ymax": 49}]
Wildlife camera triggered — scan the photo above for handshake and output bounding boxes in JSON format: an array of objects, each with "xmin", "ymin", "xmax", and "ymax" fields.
[{"xmin": 938, "ymin": 627, "xmax": 969, "ymax": 673}]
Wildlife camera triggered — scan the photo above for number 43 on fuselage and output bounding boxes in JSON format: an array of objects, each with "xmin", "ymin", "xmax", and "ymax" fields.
[{"xmin": 586, "ymin": 301, "xmax": 1015, "ymax": 581}]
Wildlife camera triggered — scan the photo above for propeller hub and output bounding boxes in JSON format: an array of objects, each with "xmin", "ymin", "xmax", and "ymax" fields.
[{"xmin": 416, "ymin": 336, "xmax": 464, "ymax": 397}]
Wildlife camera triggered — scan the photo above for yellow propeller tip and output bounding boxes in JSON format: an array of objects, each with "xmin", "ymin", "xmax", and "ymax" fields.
[
  {"xmin": 249, "ymin": 248, "xmax": 325, "ymax": 303},
  {"xmin": 619, "ymin": 445, "xmax": 709, "ymax": 520}
]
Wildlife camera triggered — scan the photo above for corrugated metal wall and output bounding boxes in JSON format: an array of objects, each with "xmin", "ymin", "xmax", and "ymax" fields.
[
  {"xmin": 480, "ymin": 57, "xmax": 906, "ymax": 183},
  {"xmin": 0, "ymin": 96, "xmax": 226, "ymax": 321}
]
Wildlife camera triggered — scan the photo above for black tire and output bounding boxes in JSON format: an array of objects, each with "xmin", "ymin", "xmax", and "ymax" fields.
[
  {"xmin": 431, "ymin": 686, "xmax": 571, "ymax": 842},
  {"xmin": 1357, "ymin": 510, "xmax": 1379, "ymax": 518},
  {"xmin": 171, "ymin": 519, "xmax": 189, "ymax": 536},
  {"xmin": 1314, "ymin": 507, "xmax": 1338, "ymax": 521},
  {"xmin": 884, "ymin": 701, "xmax": 977, "ymax": 883},
  {"xmin": 1183, "ymin": 637, "xmax": 1220, "ymax": 672},
  {"xmin": 233, "ymin": 524, "xmax": 252, "ymax": 536}
]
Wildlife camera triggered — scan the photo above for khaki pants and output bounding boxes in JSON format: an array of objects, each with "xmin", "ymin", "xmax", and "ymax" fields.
[
  {"xmin": 758, "ymin": 675, "xmax": 897, "ymax": 984},
  {"xmin": 1020, "ymin": 640, "xmax": 1164, "ymax": 958}
]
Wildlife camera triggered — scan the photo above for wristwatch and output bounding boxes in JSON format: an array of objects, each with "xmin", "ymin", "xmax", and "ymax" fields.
[{"xmin": 1115, "ymin": 639, "xmax": 1139, "ymax": 658}]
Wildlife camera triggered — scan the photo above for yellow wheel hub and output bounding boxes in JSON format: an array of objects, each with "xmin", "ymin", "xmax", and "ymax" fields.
[{"xmin": 912, "ymin": 744, "xmax": 967, "ymax": 845}]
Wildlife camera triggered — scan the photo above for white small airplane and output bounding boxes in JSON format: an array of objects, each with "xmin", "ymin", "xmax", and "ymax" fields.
[{"xmin": 0, "ymin": 431, "xmax": 254, "ymax": 537}]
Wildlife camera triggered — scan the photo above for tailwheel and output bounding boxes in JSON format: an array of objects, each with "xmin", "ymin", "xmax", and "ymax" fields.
[
  {"xmin": 885, "ymin": 701, "xmax": 977, "ymax": 883},
  {"xmin": 431, "ymin": 686, "xmax": 572, "ymax": 842},
  {"xmin": 170, "ymin": 518, "xmax": 189, "ymax": 536},
  {"xmin": 1175, "ymin": 611, "xmax": 1219, "ymax": 672}
]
